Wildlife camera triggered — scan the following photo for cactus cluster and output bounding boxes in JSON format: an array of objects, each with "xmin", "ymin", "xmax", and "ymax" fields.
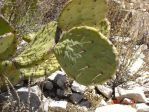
[
  {"xmin": 0, "ymin": 16, "xmax": 60, "ymax": 89},
  {"xmin": 0, "ymin": 0, "xmax": 118, "ymax": 88}
]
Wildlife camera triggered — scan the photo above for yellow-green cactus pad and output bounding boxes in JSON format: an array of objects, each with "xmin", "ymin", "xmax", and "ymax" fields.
[
  {"xmin": 19, "ymin": 53, "xmax": 60, "ymax": 77},
  {"xmin": 0, "ymin": 61, "xmax": 20, "ymax": 89},
  {"xmin": 0, "ymin": 16, "xmax": 14, "ymax": 35},
  {"xmin": 14, "ymin": 21, "xmax": 57, "ymax": 66},
  {"xmin": 0, "ymin": 33, "xmax": 17, "ymax": 60},
  {"xmin": 58, "ymin": 0, "xmax": 108, "ymax": 30},
  {"xmin": 22, "ymin": 32, "xmax": 36, "ymax": 43},
  {"xmin": 54, "ymin": 26, "xmax": 117, "ymax": 85}
]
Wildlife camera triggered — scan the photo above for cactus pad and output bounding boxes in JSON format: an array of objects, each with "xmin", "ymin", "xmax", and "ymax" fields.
[
  {"xmin": 14, "ymin": 21, "xmax": 57, "ymax": 66},
  {"xmin": 19, "ymin": 53, "xmax": 60, "ymax": 77},
  {"xmin": 54, "ymin": 26, "xmax": 117, "ymax": 85},
  {"xmin": 0, "ymin": 33, "xmax": 17, "ymax": 60},
  {"xmin": 0, "ymin": 61, "xmax": 20, "ymax": 89},
  {"xmin": 0, "ymin": 16, "xmax": 14, "ymax": 35},
  {"xmin": 58, "ymin": 0, "xmax": 108, "ymax": 30}
]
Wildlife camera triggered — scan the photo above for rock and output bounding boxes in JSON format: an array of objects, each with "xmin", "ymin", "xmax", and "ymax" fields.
[
  {"xmin": 96, "ymin": 85, "xmax": 112, "ymax": 99},
  {"xmin": 54, "ymin": 74, "xmax": 67, "ymax": 89},
  {"xmin": 69, "ymin": 93, "xmax": 84, "ymax": 104},
  {"xmin": 39, "ymin": 99, "xmax": 49, "ymax": 112},
  {"xmin": 95, "ymin": 104, "xmax": 137, "ymax": 112},
  {"xmin": 17, "ymin": 92, "xmax": 41, "ymax": 111},
  {"xmin": 44, "ymin": 80, "xmax": 53, "ymax": 90},
  {"xmin": 98, "ymin": 99, "xmax": 108, "ymax": 106},
  {"xmin": 49, "ymin": 100, "xmax": 68, "ymax": 109},
  {"xmin": 136, "ymin": 103, "xmax": 149, "ymax": 112},
  {"xmin": 71, "ymin": 81, "xmax": 86, "ymax": 93},
  {"xmin": 79, "ymin": 100, "xmax": 91, "ymax": 108},
  {"xmin": 56, "ymin": 89, "xmax": 65, "ymax": 97},
  {"xmin": 16, "ymin": 86, "xmax": 43, "ymax": 111},
  {"xmin": 116, "ymin": 87, "xmax": 147, "ymax": 103},
  {"xmin": 48, "ymin": 70, "xmax": 65, "ymax": 80}
]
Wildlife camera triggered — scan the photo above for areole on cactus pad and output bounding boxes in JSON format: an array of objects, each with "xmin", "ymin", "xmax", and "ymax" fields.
[
  {"xmin": 58, "ymin": 0, "xmax": 108, "ymax": 31},
  {"xmin": 54, "ymin": 26, "xmax": 117, "ymax": 85}
]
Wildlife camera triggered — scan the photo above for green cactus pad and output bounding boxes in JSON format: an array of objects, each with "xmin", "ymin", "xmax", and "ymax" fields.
[
  {"xmin": 0, "ymin": 33, "xmax": 17, "ymax": 60},
  {"xmin": 0, "ymin": 16, "xmax": 14, "ymax": 35},
  {"xmin": 58, "ymin": 0, "xmax": 108, "ymax": 30},
  {"xmin": 19, "ymin": 53, "xmax": 60, "ymax": 77},
  {"xmin": 54, "ymin": 26, "xmax": 117, "ymax": 85},
  {"xmin": 14, "ymin": 21, "xmax": 57, "ymax": 66}
]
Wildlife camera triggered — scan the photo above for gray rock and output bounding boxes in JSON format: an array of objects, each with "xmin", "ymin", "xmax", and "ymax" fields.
[
  {"xmin": 54, "ymin": 74, "xmax": 67, "ymax": 89},
  {"xmin": 44, "ymin": 80, "xmax": 53, "ymax": 90},
  {"xmin": 70, "ymin": 93, "xmax": 84, "ymax": 104},
  {"xmin": 56, "ymin": 89, "xmax": 65, "ymax": 97},
  {"xmin": 79, "ymin": 100, "xmax": 91, "ymax": 108}
]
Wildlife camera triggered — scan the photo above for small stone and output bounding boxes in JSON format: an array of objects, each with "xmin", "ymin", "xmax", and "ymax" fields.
[
  {"xmin": 69, "ymin": 93, "xmax": 84, "ymax": 104},
  {"xmin": 54, "ymin": 74, "xmax": 67, "ymax": 89},
  {"xmin": 96, "ymin": 85, "xmax": 112, "ymax": 99},
  {"xmin": 99, "ymin": 99, "xmax": 107, "ymax": 106},
  {"xmin": 56, "ymin": 89, "xmax": 65, "ymax": 97},
  {"xmin": 49, "ymin": 100, "xmax": 68, "ymax": 109},
  {"xmin": 44, "ymin": 80, "xmax": 53, "ymax": 90},
  {"xmin": 79, "ymin": 100, "xmax": 91, "ymax": 108},
  {"xmin": 48, "ymin": 71, "xmax": 65, "ymax": 80},
  {"xmin": 71, "ymin": 81, "xmax": 86, "ymax": 93}
]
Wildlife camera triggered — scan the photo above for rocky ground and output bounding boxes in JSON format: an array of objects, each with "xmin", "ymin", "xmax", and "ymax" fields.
[{"xmin": 0, "ymin": 69, "xmax": 149, "ymax": 112}]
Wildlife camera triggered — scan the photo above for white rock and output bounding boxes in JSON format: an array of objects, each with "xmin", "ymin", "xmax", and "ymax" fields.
[
  {"xmin": 39, "ymin": 99, "xmax": 49, "ymax": 112},
  {"xmin": 128, "ymin": 48, "xmax": 145, "ymax": 76},
  {"xmin": 17, "ymin": 86, "xmax": 43, "ymax": 97},
  {"xmin": 136, "ymin": 103, "xmax": 149, "ymax": 112},
  {"xmin": 48, "ymin": 70, "xmax": 65, "ymax": 80},
  {"xmin": 95, "ymin": 104, "xmax": 137, "ymax": 112},
  {"xmin": 49, "ymin": 100, "xmax": 67, "ymax": 109},
  {"xmin": 96, "ymin": 85, "xmax": 112, "ymax": 98},
  {"xmin": 99, "ymin": 99, "xmax": 107, "ymax": 106},
  {"xmin": 71, "ymin": 81, "xmax": 86, "ymax": 93},
  {"xmin": 116, "ymin": 87, "xmax": 147, "ymax": 103}
]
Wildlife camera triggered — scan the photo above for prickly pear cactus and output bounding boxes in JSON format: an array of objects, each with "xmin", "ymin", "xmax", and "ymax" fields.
[
  {"xmin": 0, "ymin": 61, "xmax": 20, "ymax": 90},
  {"xmin": 58, "ymin": 0, "xmax": 108, "ymax": 31},
  {"xmin": 0, "ymin": 33, "xmax": 17, "ymax": 60},
  {"xmin": 14, "ymin": 21, "xmax": 57, "ymax": 66},
  {"xmin": 22, "ymin": 32, "xmax": 36, "ymax": 43},
  {"xmin": 19, "ymin": 53, "xmax": 60, "ymax": 77},
  {"xmin": 0, "ymin": 16, "xmax": 14, "ymax": 35},
  {"xmin": 0, "ymin": 16, "xmax": 17, "ymax": 60},
  {"xmin": 54, "ymin": 26, "xmax": 117, "ymax": 85}
]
